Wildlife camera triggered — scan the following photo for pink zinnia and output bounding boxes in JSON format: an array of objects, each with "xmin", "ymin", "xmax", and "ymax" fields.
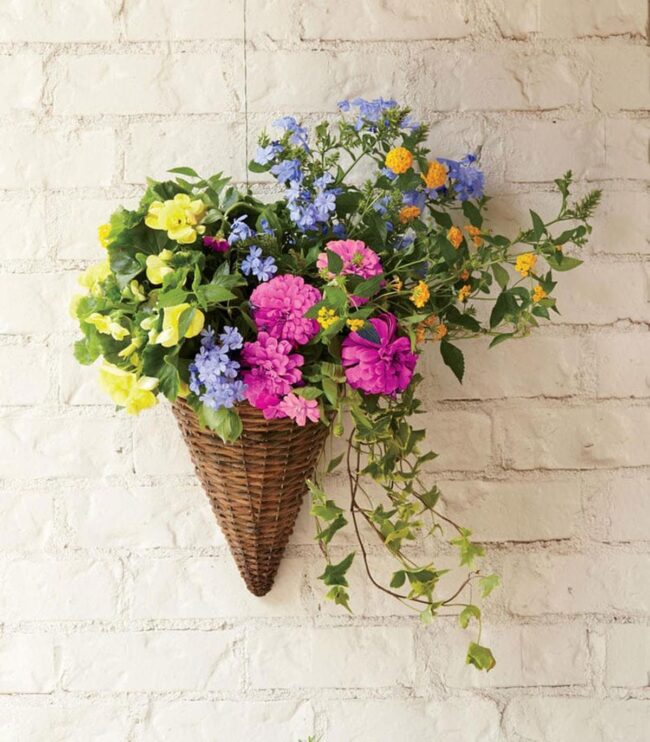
[
  {"xmin": 250, "ymin": 275, "xmax": 321, "ymax": 347},
  {"xmin": 203, "ymin": 235, "xmax": 230, "ymax": 253},
  {"xmin": 317, "ymin": 239, "xmax": 383, "ymax": 306},
  {"xmin": 341, "ymin": 312, "xmax": 418, "ymax": 396},
  {"xmin": 278, "ymin": 393, "xmax": 320, "ymax": 426},
  {"xmin": 241, "ymin": 332, "xmax": 304, "ymax": 413}
]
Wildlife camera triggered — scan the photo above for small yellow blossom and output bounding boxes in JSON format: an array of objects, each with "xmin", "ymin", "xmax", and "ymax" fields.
[
  {"xmin": 421, "ymin": 160, "xmax": 447, "ymax": 190},
  {"xmin": 399, "ymin": 205, "xmax": 421, "ymax": 223},
  {"xmin": 98, "ymin": 363, "xmax": 158, "ymax": 415},
  {"xmin": 391, "ymin": 276, "xmax": 403, "ymax": 292},
  {"xmin": 145, "ymin": 249, "xmax": 174, "ymax": 285},
  {"xmin": 515, "ymin": 252, "xmax": 537, "ymax": 277},
  {"xmin": 127, "ymin": 280, "xmax": 147, "ymax": 302},
  {"xmin": 385, "ymin": 147, "xmax": 413, "ymax": 175},
  {"xmin": 465, "ymin": 225, "xmax": 483, "ymax": 247},
  {"xmin": 458, "ymin": 284, "xmax": 472, "ymax": 303},
  {"xmin": 435, "ymin": 323, "xmax": 448, "ymax": 340},
  {"xmin": 447, "ymin": 226, "xmax": 463, "ymax": 249},
  {"xmin": 98, "ymin": 223, "xmax": 112, "ymax": 249},
  {"xmin": 415, "ymin": 325, "xmax": 427, "ymax": 344},
  {"xmin": 532, "ymin": 285, "xmax": 547, "ymax": 303},
  {"xmin": 155, "ymin": 303, "xmax": 205, "ymax": 348},
  {"xmin": 317, "ymin": 307, "xmax": 340, "ymax": 330},
  {"xmin": 78, "ymin": 260, "xmax": 110, "ymax": 295},
  {"xmin": 178, "ymin": 380, "xmax": 190, "ymax": 398},
  {"xmin": 422, "ymin": 314, "xmax": 437, "ymax": 328},
  {"xmin": 145, "ymin": 193, "xmax": 207, "ymax": 244},
  {"xmin": 346, "ymin": 318, "xmax": 364, "ymax": 332},
  {"xmin": 117, "ymin": 337, "xmax": 143, "ymax": 359},
  {"xmin": 85, "ymin": 312, "xmax": 130, "ymax": 341},
  {"xmin": 410, "ymin": 280, "xmax": 430, "ymax": 308}
]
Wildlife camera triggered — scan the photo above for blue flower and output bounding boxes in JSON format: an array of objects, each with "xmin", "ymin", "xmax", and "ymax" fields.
[
  {"xmin": 400, "ymin": 114, "xmax": 420, "ymax": 132},
  {"xmin": 337, "ymin": 100, "xmax": 350, "ymax": 112},
  {"xmin": 273, "ymin": 116, "xmax": 309, "ymax": 150},
  {"xmin": 402, "ymin": 190, "xmax": 426, "ymax": 211},
  {"xmin": 332, "ymin": 223, "xmax": 347, "ymax": 238},
  {"xmin": 379, "ymin": 166, "xmax": 398, "ymax": 181},
  {"xmin": 241, "ymin": 246, "xmax": 277, "ymax": 282},
  {"xmin": 201, "ymin": 377, "xmax": 247, "ymax": 410},
  {"xmin": 228, "ymin": 215, "xmax": 254, "ymax": 245},
  {"xmin": 259, "ymin": 218, "xmax": 274, "ymax": 235},
  {"xmin": 313, "ymin": 190, "xmax": 337, "ymax": 221},
  {"xmin": 373, "ymin": 196, "xmax": 390, "ymax": 216},
  {"xmin": 438, "ymin": 154, "xmax": 484, "ymax": 201},
  {"xmin": 189, "ymin": 326, "xmax": 248, "ymax": 410},
  {"xmin": 313, "ymin": 173, "xmax": 335, "ymax": 190},
  {"xmin": 271, "ymin": 158, "xmax": 302, "ymax": 184},
  {"xmin": 254, "ymin": 143, "xmax": 283, "ymax": 165},
  {"xmin": 349, "ymin": 97, "xmax": 397, "ymax": 130},
  {"xmin": 219, "ymin": 326, "xmax": 243, "ymax": 351}
]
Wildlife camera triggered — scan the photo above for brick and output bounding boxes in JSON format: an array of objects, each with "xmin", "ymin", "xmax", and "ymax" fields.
[
  {"xmin": 59, "ymin": 352, "xmax": 111, "ymax": 407},
  {"xmin": 125, "ymin": 119, "xmax": 247, "ymax": 184},
  {"xmin": 140, "ymin": 700, "xmax": 313, "ymax": 742},
  {"xmin": 504, "ymin": 697, "xmax": 650, "ymax": 742},
  {"xmin": 0, "ymin": 0, "xmax": 117, "ymax": 42},
  {"xmin": 249, "ymin": 626, "xmax": 414, "ymax": 688},
  {"xmin": 504, "ymin": 553, "xmax": 650, "ymax": 615},
  {"xmin": 497, "ymin": 403, "xmax": 650, "ymax": 469},
  {"xmin": 600, "ymin": 118, "xmax": 650, "ymax": 180},
  {"xmin": 53, "ymin": 54, "xmax": 243, "ymax": 115},
  {"xmin": 247, "ymin": 50, "xmax": 410, "ymax": 113},
  {"xmin": 301, "ymin": 0, "xmax": 468, "ymax": 40},
  {"xmin": 423, "ymin": 623, "xmax": 589, "ymax": 687},
  {"xmin": 422, "ymin": 335, "xmax": 582, "ymax": 401},
  {"xmin": 0, "ymin": 635, "xmax": 56, "ymax": 692},
  {"xmin": 0, "ymin": 127, "xmax": 115, "ymax": 189},
  {"xmin": 553, "ymin": 262, "xmax": 649, "ymax": 325},
  {"xmin": 133, "ymin": 410, "xmax": 194, "ymax": 476},
  {"xmin": 591, "ymin": 190, "xmax": 650, "ymax": 254},
  {"xmin": 591, "ymin": 45, "xmax": 650, "ymax": 111},
  {"xmin": 0, "ymin": 345, "xmax": 51, "ymax": 405},
  {"xmin": 0, "ymin": 558, "xmax": 120, "ymax": 620},
  {"xmin": 0, "ymin": 198, "xmax": 48, "ymax": 261},
  {"xmin": 594, "ymin": 332, "xmax": 650, "ymax": 397},
  {"xmin": 0, "ymin": 53, "xmax": 43, "ymax": 113},
  {"xmin": 605, "ymin": 476, "xmax": 650, "ymax": 541},
  {"xmin": 422, "ymin": 409, "xmax": 493, "ymax": 472},
  {"xmin": 606, "ymin": 624, "xmax": 650, "ymax": 686},
  {"xmin": 0, "ymin": 492, "xmax": 53, "ymax": 550},
  {"xmin": 0, "ymin": 272, "xmax": 76, "ymax": 335},
  {"xmin": 63, "ymin": 484, "xmax": 219, "ymax": 549},
  {"xmin": 423, "ymin": 51, "xmax": 583, "ymax": 111},
  {"xmin": 125, "ymin": 0, "xmax": 244, "ymax": 40},
  {"xmin": 61, "ymin": 630, "xmax": 240, "ymax": 691},
  {"xmin": 323, "ymin": 698, "xmax": 500, "ymax": 742},
  {"xmin": 441, "ymin": 478, "xmax": 581, "ymax": 541},
  {"xmin": 0, "ymin": 413, "xmax": 130, "ymax": 478}
]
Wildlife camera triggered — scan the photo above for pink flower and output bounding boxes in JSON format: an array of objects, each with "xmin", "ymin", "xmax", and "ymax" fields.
[
  {"xmin": 203, "ymin": 235, "xmax": 230, "ymax": 253},
  {"xmin": 250, "ymin": 275, "xmax": 321, "ymax": 347},
  {"xmin": 317, "ymin": 240, "xmax": 383, "ymax": 306},
  {"xmin": 341, "ymin": 312, "xmax": 418, "ymax": 396},
  {"xmin": 278, "ymin": 393, "xmax": 320, "ymax": 426},
  {"xmin": 241, "ymin": 332, "xmax": 304, "ymax": 412}
]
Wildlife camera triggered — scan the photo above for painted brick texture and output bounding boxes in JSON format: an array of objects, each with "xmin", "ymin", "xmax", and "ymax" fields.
[{"xmin": 0, "ymin": 1, "xmax": 647, "ymax": 740}]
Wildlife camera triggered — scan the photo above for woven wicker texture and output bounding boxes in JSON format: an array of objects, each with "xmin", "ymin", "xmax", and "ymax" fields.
[{"xmin": 173, "ymin": 399, "xmax": 330, "ymax": 596}]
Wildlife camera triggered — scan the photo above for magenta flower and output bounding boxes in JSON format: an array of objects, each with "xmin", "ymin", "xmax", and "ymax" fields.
[
  {"xmin": 250, "ymin": 275, "xmax": 321, "ymax": 346},
  {"xmin": 203, "ymin": 235, "xmax": 230, "ymax": 253},
  {"xmin": 241, "ymin": 332, "xmax": 304, "ymax": 413},
  {"xmin": 278, "ymin": 393, "xmax": 320, "ymax": 426},
  {"xmin": 341, "ymin": 312, "xmax": 418, "ymax": 396},
  {"xmin": 317, "ymin": 239, "xmax": 383, "ymax": 306}
]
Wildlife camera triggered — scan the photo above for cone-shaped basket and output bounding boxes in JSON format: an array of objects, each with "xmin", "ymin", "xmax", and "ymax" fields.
[{"xmin": 173, "ymin": 399, "xmax": 330, "ymax": 596}]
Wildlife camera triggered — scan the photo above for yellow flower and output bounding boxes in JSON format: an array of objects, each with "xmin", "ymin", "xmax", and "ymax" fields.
[
  {"xmin": 85, "ymin": 312, "xmax": 130, "ymax": 341},
  {"xmin": 127, "ymin": 280, "xmax": 147, "ymax": 302},
  {"xmin": 98, "ymin": 223, "xmax": 112, "ymax": 249},
  {"xmin": 415, "ymin": 325, "xmax": 426, "ymax": 344},
  {"xmin": 421, "ymin": 160, "xmax": 447, "ymax": 190},
  {"xmin": 346, "ymin": 318, "xmax": 364, "ymax": 332},
  {"xmin": 410, "ymin": 280, "xmax": 430, "ymax": 308},
  {"xmin": 78, "ymin": 260, "xmax": 110, "ymax": 295},
  {"xmin": 155, "ymin": 303, "xmax": 205, "ymax": 348},
  {"xmin": 399, "ymin": 205, "xmax": 421, "ymax": 223},
  {"xmin": 178, "ymin": 380, "xmax": 190, "ymax": 398},
  {"xmin": 422, "ymin": 314, "xmax": 437, "ymax": 327},
  {"xmin": 98, "ymin": 363, "xmax": 158, "ymax": 415},
  {"xmin": 458, "ymin": 284, "xmax": 471, "ymax": 302},
  {"xmin": 117, "ymin": 337, "xmax": 143, "ymax": 359},
  {"xmin": 532, "ymin": 285, "xmax": 547, "ymax": 303},
  {"xmin": 317, "ymin": 307, "xmax": 340, "ymax": 330},
  {"xmin": 435, "ymin": 323, "xmax": 448, "ymax": 340},
  {"xmin": 465, "ymin": 225, "xmax": 483, "ymax": 247},
  {"xmin": 515, "ymin": 252, "xmax": 537, "ymax": 277},
  {"xmin": 145, "ymin": 249, "xmax": 174, "ymax": 285},
  {"xmin": 391, "ymin": 276, "xmax": 403, "ymax": 292},
  {"xmin": 385, "ymin": 147, "xmax": 413, "ymax": 175},
  {"xmin": 447, "ymin": 226, "xmax": 463, "ymax": 249},
  {"xmin": 145, "ymin": 193, "xmax": 207, "ymax": 244}
]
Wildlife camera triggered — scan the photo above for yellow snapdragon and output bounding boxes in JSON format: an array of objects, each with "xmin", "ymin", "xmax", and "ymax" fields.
[
  {"xmin": 145, "ymin": 249, "xmax": 174, "ymax": 285},
  {"xmin": 98, "ymin": 363, "xmax": 158, "ymax": 414},
  {"xmin": 84, "ymin": 312, "xmax": 130, "ymax": 341},
  {"xmin": 155, "ymin": 303, "xmax": 205, "ymax": 348},
  {"xmin": 145, "ymin": 193, "xmax": 207, "ymax": 244}
]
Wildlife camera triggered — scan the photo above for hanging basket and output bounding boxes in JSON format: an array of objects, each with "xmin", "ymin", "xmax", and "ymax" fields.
[{"xmin": 172, "ymin": 399, "xmax": 331, "ymax": 596}]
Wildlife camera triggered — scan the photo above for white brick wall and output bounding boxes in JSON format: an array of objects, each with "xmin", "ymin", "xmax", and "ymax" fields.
[{"xmin": 0, "ymin": 1, "xmax": 647, "ymax": 739}]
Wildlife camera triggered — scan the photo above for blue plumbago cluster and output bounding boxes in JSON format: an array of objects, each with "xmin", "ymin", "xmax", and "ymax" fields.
[
  {"xmin": 439, "ymin": 154, "xmax": 484, "ymax": 201},
  {"xmin": 228, "ymin": 215, "xmax": 254, "ymax": 245},
  {"xmin": 241, "ymin": 245, "xmax": 277, "ymax": 281},
  {"xmin": 189, "ymin": 327, "xmax": 246, "ymax": 410}
]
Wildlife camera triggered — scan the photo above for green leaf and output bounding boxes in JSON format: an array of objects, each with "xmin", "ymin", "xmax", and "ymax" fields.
[
  {"xmin": 352, "ymin": 274, "xmax": 384, "ymax": 299},
  {"xmin": 327, "ymin": 249, "xmax": 344, "ymax": 274},
  {"xmin": 73, "ymin": 337, "xmax": 100, "ymax": 365},
  {"xmin": 316, "ymin": 514, "xmax": 348, "ymax": 544},
  {"xmin": 489, "ymin": 291, "xmax": 512, "ymax": 328},
  {"xmin": 322, "ymin": 377, "xmax": 339, "ymax": 406},
  {"xmin": 168, "ymin": 166, "xmax": 200, "ymax": 178},
  {"xmin": 326, "ymin": 453, "xmax": 345, "ymax": 474},
  {"xmin": 319, "ymin": 552, "xmax": 355, "ymax": 587},
  {"xmin": 325, "ymin": 585, "xmax": 352, "ymax": 612},
  {"xmin": 357, "ymin": 322, "xmax": 381, "ymax": 345},
  {"xmin": 202, "ymin": 406, "xmax": 243, "ymax": 443},
  {"xmin": 450, "ymin": 529, "xmax": 485, "ymax": 567},
  {"xmin": 157, "ymin": 287, "xmax": 189, "ymax": 307},
  {"xmin": 459, "ymin": 604, "xmax": 481, "ymax": 629},
  {"xmin": 489, "ymin": 332, "xmax": 515, "ymax": 349},
  {"xmin": 492, "ymin": 263, "xmax": 509, "ymax": 290},
  {"xmin": 195, "ymin": 284, "xmax": 236, "ymax": 309},
  {"xmin": 529, "ymin": 210, "xmax": 546, "ymax": 241},
  {"xmin": 479, "ymin": 574, "xmax": 500, "ymax": 598},
  {"xmin": 546, "ymin": 254, "xmax": 583, "ymax": 272},
  {"xmin": 440, "ymin": 340, "xmax": 464, "ymax": 383},
  {"xmin": 248, "ymin": 160, "xmax": 271, "ymax": 174},
  {"xmin": 466, "ymin": 642, "xmax": 496, "ymax": 672},
  {"xmin": 462, "ymin": 200, "xmax": 483, "ymax": 227},
  {"xmin": 390, "ymin": 570, "xmax": 406, "ymax": 589},
  {"xmin": 311, "ymin": 499, "xmax": 343, "ymax": 521}
]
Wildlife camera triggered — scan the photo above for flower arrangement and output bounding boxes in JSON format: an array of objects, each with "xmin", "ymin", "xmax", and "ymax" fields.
[{"xmin": 72, "ymin": 99, "xmax": 600, "ymax": 670}]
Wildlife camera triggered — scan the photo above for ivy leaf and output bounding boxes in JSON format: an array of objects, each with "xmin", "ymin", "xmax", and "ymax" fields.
[
  {"xmin": 319, "ymin": 552, "xmax": 355, "ymax": 587},
  {"xmin": 325, "ymin": 585, "xmax": 352, "ymax": 612},
  {"xmin": 326, "ymin": 453, "xmax": 345, "ymax": 473},
  {"xmin": 466, "ymin": 642, "xmax": 496, "ymax": 672},
  {"xmin": 450, "ymin": 528, "xmax": 485, "ymax": 567},
  {"xmin": 440, "ymin": 340, "xmax": 465, "ymax": 383},
  {"xmin": 316, "ymin": 513, "xmax": 348, "ymax": 544},
  {"xmin": 390, "ymin": 570, "xmax": 406, "ymax": 589},
  {"xmin": 201, "ymin": 406, "xmax": 243, "ymax": 443},
  {"xmin": 311, "ymin": 499, "xmax": 343, "ymax": 521},
  {"xmin": 459, "ymin": 604, "xmax": 481, "ymax": 629},
  {"xmin": 479, "ymin": 574, "xmax": 501, "ymax": 598}
]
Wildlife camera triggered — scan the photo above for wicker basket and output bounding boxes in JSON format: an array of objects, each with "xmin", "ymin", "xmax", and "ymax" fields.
[{"xmin": 173, "ymin": 399, "xmax": 330, "ymax": 596}]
